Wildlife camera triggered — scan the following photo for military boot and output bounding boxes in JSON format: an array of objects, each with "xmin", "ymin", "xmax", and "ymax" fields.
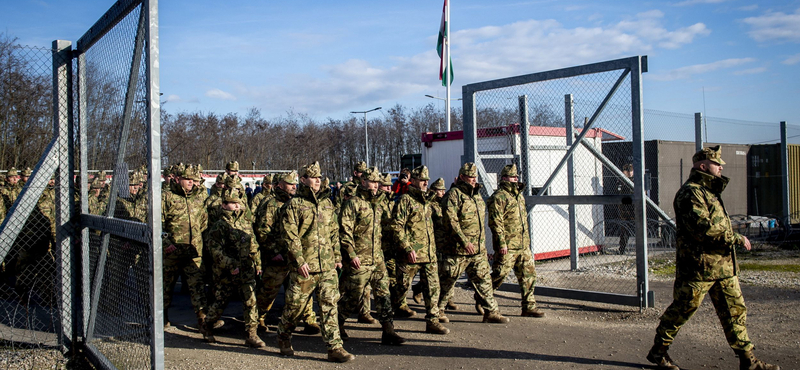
[
  {"xmin": 474, "ymin": 300, "xmax": 484, "ymax": 315},
  {"xmin": 277, "ymin": 335, "xmax": 294, "ymax": 356},
  {"xmin": 327, "ymin": 347, "xmax": 355, "ymax": 363},
  {"xmin": 425, "ymin": 321, "xmax": 450, "ymax": 335},
  {"xmin": 163, "ymin": 310, "xmax": 171, "ymax": 329},
  {"xmin": 199, "ymin": 319, "xmax": 216, "ymax": 343},
  {"xmin": 395, "ymin": 305, "xmax": 416, "ymax": 318},
  {"xmin": 258, "ymin": 317, "xmax": 269, "ymax": 332},
  {"xmin": 381, "ymin": 321, "xmax": 405, "ymax": 345},
  {"xmin": 357, "ymin": 313, "xmax": 379, "ymax": 324},
  {"xmin": 521, "ymin": 308, "xmax": 546, "ymax": 318},
  {"xmin": 646, "ymin": 344, "xmax": 679, "ymax": 370},
  {"xmin": 736, "ymin": 350, "xmax": 781, "ymax": 370},
  {"xmin": 212, "ymin": 319, "xmax": 225, "ymax": 329},
  {"xmin": 446, "ymin": 300, "xmax": 459, "ymax": 311},
  {"xmin": 244, "ymin": 328, "xmax": 266, "ymax": 348},
  {"xmin": 483, "ymin": 310, "xmax": 510, "ymax": 324},
  {"xmin": 438, "ymin": 313, "xmax": 450, "ymax": 323},
  {"xmin": 411, "ymin": 284, "xmax": 423, "ymax": 304}
]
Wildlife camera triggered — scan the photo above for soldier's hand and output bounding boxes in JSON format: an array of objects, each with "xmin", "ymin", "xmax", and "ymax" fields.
[
  {"xmin": 351, "ymin": 256, "xmax": 361, "ymax": 269},
  {"xmin": 257, "ymin": 269, "xmax": 262, "ymax": 276},
  {"xmin": 231, "ymin": 268, "xmax": 240, "ymax": 275},
  {"xmin": 165, "ymin": 244, "xmax": 177, "ymax": 254},
  {"xmin": 499, "ymin": 247, "xmax": 508, "ymax": 255},
  {"xmin": 742, "ymin": 236, "xmax": 752, "ymax": 251},
  {"xmin": 407, "ymin": 250, "xmax": 417, "ymax": 264},
  {"xmin": 298, "ymin": 263, "xmax": 310, "ymax": 278},
  {"xmin": 335, "ymin": 262, "xmax": 343, "ymax": 269},
  {"xmin": 271, "ymin": 254, "xmax": 284, "ymax": 262},
  {"xmin": 465, "ymin": 242, "xmax": 476, "ymax": 255}
]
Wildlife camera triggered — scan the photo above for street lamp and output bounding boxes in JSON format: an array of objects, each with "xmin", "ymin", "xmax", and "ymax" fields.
[
  {"xmin": 424, "ymin": 95, "xmax": 462, "ymax": 132},
  {"xmin": 350, "ymin": 107, "xmax": 382, "ymax": 166}
]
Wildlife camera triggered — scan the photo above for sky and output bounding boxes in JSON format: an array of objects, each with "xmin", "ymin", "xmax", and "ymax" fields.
[{"xmin": 2, "ymin": 0, "xmax": 800, "ymax": 141}]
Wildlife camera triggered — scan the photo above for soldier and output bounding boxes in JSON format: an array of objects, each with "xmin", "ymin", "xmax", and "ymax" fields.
[
  {"xmin": 485, "ymin": 164, "xmax": 543, "ymax": 318},
  {"xmin": 336, "ymin": 161, "xmax": 367, "ymax": 206},
  {"xmin": 254, "ymin": 170, "xmax": 319, "ymax": 334},
  {"xmin": 19, "ymin": 167, "xmax": 32, "ymax": 186},
  {"xmin": 277, "ymin": 162, "xmax": 355, "ymax": 363},
  {"xmin": 162, "ymin": 165, "xmax": 208, "ymax": 329},
  {"xmin": 392, "ymin": 165, "xmax": 449, "ymax": 335},
  {"xmin": 225, "ymin": 161, "xmax": 246, "ymax": 195},
  {"xmin": 378, "ymin": 173, "xmax": 399, "ymax": 306},
  {"xmin": 338, "ymin": 167, "xmax": 405, "ymax": 345},
  {"xmin": 0, "ymin": 174, "xmax": 6, "ymax": 220},
  {"xmin": 647, "ymin": 146, "xmax": 780, "ymax": 370},
  {"xmin": 5, "ymin": 168, "xmax": 22, "ymax": 206},
  {"xmin": 199, "ymin": 189, "xmax": 266, "ymax": 348},
  {"xmin": 249, "ymin": 173, "xmax": 272, "ymax": 210},
  {"xmin": 88, "ymin": 178, "xmax": 107, "ymax": 216},
  {"xmin": 438, "ymin": 162, "xmax": 509, "ymax": 324}
]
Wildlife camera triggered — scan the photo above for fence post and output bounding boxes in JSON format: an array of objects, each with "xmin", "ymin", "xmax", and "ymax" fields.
[
  {"xmin": 565, "ymin": 94, "xmax": 578, "ymax": 270},
  {"xmin": 694, "ymin": 112, "xmax": 703, "ymax": 152},
  {"xmin": 781, "ymin": 121, "xmax": 791, "ymax": 231},
  {"xmin": 632, "ymin": 56, "xmax": 652, "ymax": 308}
]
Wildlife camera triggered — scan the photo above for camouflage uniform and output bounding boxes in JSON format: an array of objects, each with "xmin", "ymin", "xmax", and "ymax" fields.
[
  {"xmin": 249, "ymin": 173, "xmax": 273, "ymax": 211},
  {"xmin": 277, "ymin": 162, "xmax": 347, "ymax": 353},
  {"xmin": 88, "ymin": 179, "xmax": 107, "ymax": 215},
  {"xmin": 225, "ymin": 161, "xmax": 246, "ymax": 196},
  {"xmin": 439, "ymin": 163, "xmax": 506, "ymax": 320},
  {"xmin": 161, "ymin": 165, "xmax": 208, "ymax": 316},
  {"xmin": 378, "ymin": 174, "xmax": 398, "ymax": 302},
  {"xmin": 392, "ymin": 166, "xmax": 443, "ymax": 328},
  {"xmin": 486, "ymin": 165, "xmax": 539, "ymax": 314}
]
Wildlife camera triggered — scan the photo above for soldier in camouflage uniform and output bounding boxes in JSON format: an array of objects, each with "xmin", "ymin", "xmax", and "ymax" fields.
[
  {"xmin": 337, "ymin": 167, "xmax": 405, "ymax": 345},
  {"xmin": 88, "ymin": 178, "xmax": 107, "ymax": 215},
  {"xmin": 4, "ymin": 168, "xmax": 22, "ymax": 206},
  {"xmin": 439, "ymin": 162, "xmax": 510, "ymax": 324},
  {"xmin": 277, "ymin": 162, "xmax": 355, "ymax": 363},
  {"xmin": 378, "ymin": 173, "xmax": 400, "ymax": 305},
  {"xmin": 336, "ymin": 161, "xmax": 367, "ymax": 206},
  {"xmin": 254, "ymin": 171, "xmax": 319, "ymax": 334},
  {"xmin": 392, "ymin": 166, "xmax": 449, "ymax": 335},
  {"xmin": 199, "ymin": 189, "xmax": 266, "ymax": 348},
  {"xmin": 485, "ymin": 164, "xmax": 543, "ymax": 318},
  {"xmin": 249, "ymin": 173, "xmax": 273, "ymax": 211},
  {"xmin": 648, "ymin": 146, "xmax": 780, "ymax": 370},
  {"xmin": 19, "ymin": 167, "xmax": 31, "ymax": 186},
  {"xmin": 162, "ymin": 165, "xmax": 208, "ymax": 329},
  {"xmin": 225, "ymin": 161, "xmax": 246, "ymax": 195}
]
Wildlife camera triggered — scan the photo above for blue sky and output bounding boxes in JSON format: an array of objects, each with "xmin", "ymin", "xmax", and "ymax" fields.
[{"xmin": 2, "ymin": 0, "xmax": 799, "ymax": 132}]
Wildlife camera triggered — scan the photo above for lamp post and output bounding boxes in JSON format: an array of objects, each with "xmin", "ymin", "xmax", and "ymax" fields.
[
  {"xmin": 424, "ymin": 95, "xmax": 461, "ymax": 132},
  {"xmin": 350, "ymin": 107, "xmax": 382, "ymax": 166}
]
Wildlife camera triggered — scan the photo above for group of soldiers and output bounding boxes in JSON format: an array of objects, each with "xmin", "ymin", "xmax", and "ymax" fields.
[{"xmin": 158, "ymin": 159, "xmax": 544, "ymax": 363}]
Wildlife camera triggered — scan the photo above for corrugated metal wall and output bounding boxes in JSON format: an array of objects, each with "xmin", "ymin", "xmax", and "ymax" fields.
[{"xmin": 748, "ymin": 144, "xmax": 800, "ymax": 223}]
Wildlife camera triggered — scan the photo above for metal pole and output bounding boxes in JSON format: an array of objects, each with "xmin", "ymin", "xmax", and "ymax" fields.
[
  {"xmin": 364, "ymin": 112, "xmax": 369, "ymax": 167},
  {"xmin": 631, "ymin": 56, "xmax": 652, "ymax": 308},
  {"xmin": 461, "ymin": 89, "xmax": 477, "ymax": 164},
  {"xmin": 445, "ymin": 0, "xmax": 451, "ymax": 132},
  {"xmin": 565, "ymin": 94, "xmax": 578, "ymax": 270},
  {"xmin": 519, "ymin": 95, "xmax": 535, "ymax": 257},
  {"xmin": 781, "ymin": 121, "xmax": 791, "ymax": 230},
  {"xmin": 77, "ymin": 50, "xmax": 91, "ymax": 341},
  {"xmin": 694, "ymin": 112, "xmax": 703, "ymax": 152}
]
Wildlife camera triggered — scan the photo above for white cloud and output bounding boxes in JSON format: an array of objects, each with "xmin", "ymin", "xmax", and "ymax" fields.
[
  {"xmin": 737, "ymin": 5, "xmax": 758, "ymax": 11},
  {"xmin": 742, "ymin": 9, "xmax": 800, "ymax": 42},
  {"xmin": 648, "ymin": 58, "xmax": 756, "ymax": 81},
  {"xmin": 162, "ymin": 94, "xmax": 199, "ymax": 104},
  {"xmin": 783, "ymin": 53, "xmax": 800, "ymax": 65},
  {"xmin": 673, "ymin": 0, "xmax": 729, "ymax": 6},
  {"xmin": 205, "ymin": 88, "xmax": 237, "ymax": 101},
  {"xmin": 733, "ymin": 67, "xmax": 767, "ymax": 75}
]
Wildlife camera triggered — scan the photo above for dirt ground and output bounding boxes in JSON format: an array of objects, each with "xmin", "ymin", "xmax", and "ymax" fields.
[{"xmin": 162, "ymin": 253, "xmax": 800, "ymax": 370}]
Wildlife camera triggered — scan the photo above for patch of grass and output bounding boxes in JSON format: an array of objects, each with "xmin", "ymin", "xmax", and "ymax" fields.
[
  {"xmin": 649, "ymin": 258, "xmax": 676, "ymax": 277},
  {"xmin": 739, "ymin": 263, "xmax": 800, "ymax": 273}
]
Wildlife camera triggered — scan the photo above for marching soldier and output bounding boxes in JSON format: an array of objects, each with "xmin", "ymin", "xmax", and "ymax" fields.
[
  {"xmin": 647, "ymin": 146, "xmax": 780, "ymax": 370},
  {"xmin": 337, "ymin": 167, "xmax": 405, "ymax": 345},
  {"xmin": 276, "ymin": 162, "xmax": 355, "ymax": 362},
  {"xmin": 439, "ymin": 163, "xmax": 509, "ymax": 324}
]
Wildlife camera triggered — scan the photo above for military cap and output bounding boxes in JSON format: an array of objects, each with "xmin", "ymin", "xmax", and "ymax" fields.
[
  {"xmin": 7, "ymin": 167, "xmax": 18, "ymax": 177},
  {"xmin": 501, "ymin": 163, "xmax": 518, "ymax": 178},
  {"xmin": 225, "ymin": 161, "xmax": 239, "ymax": 172},
  {"xmin": 222, "ymin": 189, "xmax": 244, "ymax": 205},
  {"xmin": 430, "ymin": 177, "xmax": 446, "ymax": 190},
  {"xmin": 411, "ymin": 165, "xmax": 430, "ymax": 180},
  {"xmin": 215, "ymin": 174, "xmax": 226, "ymax": 185},
  {"xmin": 224, "ymin": 174, "xmax": 241, "ymax": 188},
  {"xmin": 91, "ymin": 178, "xmax": 104, "ymax": 190},
  {"xmin": 129, "ymin": 172, "xmax": 140, "ymax": 184},
  {"xmin": 162, "ymin": 167, "xmax": 171, "ymax": 177},
  {"xmin": 21, "ymin": 167, "xmax": 32, "ymax": 177},
  {"xmin": 276, "ymin": 170, "xmax": 299, "ymax": 185},
  {"xmin": 342, "ymin": 182, "xmax": 358, "ymax": 198},
  {"xmin": 263, "ymin": 173, "xmax": 273, "ymax": 184},
  {"xmin": 179, "ymin": 165, "xmax": 202, "ymax": 181},
  {"xmin": 381, "ymin": 173, "xmax": 393, "ymax": 186},
  {"xmin": 300, "ymin": 161, "xmax": 322, "ymax": 178},
  {"xmin": 196, "ymin": 164, "xmax": 203, "ymax": 174},
  {"xmin": 459, "ymin": 162, "xmax": 478, "ymax": 177},
  {"xmin": 354, "ymin": 161, "xmax": 368, "ymax": 173},
  {"xmin": 363, "ymin": 166, "xmax": 382, "ymax": 182},
  {"xmin": 171, "ymin": 164, "xmax": 184, "ymax": 177},
  {"xmin": 692, "ymin": 145, "xmax": 726, "ymax": 165}
]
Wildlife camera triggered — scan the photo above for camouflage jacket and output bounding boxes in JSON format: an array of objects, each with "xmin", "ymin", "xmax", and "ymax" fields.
[
  {"xmin": 487, "ymin": 180, "xmax": 530, "ymax": 251},
  {"xmin": 204, "ymin": 192, "xmax": 224, "ymax": 225},
  {"xmin": 429, "ymin": 192, "xmax": 448, "ymax": 251},
  {"xmin": 120, "ymin": 193, "xmax": 147, "ymax": 223},
  {"xmin": 250, "ymin": 188, "xmax": 272, "ymax": 211},
  {"xmin": 379, "ymin": 190, "xmax": 396, "ymax": 255},
  {"xmin": 443, "ymin": 179, "xmax": 486, "ymax": 256},
  {"xmin": 254, "ymin": 186, "xmax": 291, "ymax": 259},
  {"xmin": 88, "ymin": 193, "xmax": 107, "ymax": 215},
  {"xmin": 206, "ymin": 208, "xmax": 261, "ymax": 273},
  {"xmin": 38, "ymin": 186, "xmax": 57, "ymax": 238},
  {"xmin": 674, "ymin": 168, "xmax": 743, "ymax": 281},
  {"xmin": 281, "ymin": 183, "xmax": 341, "ymax": 272},
  {"xmin": 162, "ymin": 182, "xmax": 208, "ymax": 254},
  {"xmin": 393, "ymin": 185, "xmax": 437, "ymax": 263},
  {"xmin": 340, "ymin": 186, "xmax": 385, "ymax": 266}
]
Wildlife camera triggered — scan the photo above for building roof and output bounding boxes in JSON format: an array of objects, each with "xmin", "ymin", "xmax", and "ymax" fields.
[{"xmin": 420, "ymin": 123, "xmax": 625, "ymax": 144}]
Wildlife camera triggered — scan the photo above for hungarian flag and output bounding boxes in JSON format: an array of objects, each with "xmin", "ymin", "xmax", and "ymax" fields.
[{"xmin": 437, "ymin": 0, "xmax": 453, "ymax": 86}]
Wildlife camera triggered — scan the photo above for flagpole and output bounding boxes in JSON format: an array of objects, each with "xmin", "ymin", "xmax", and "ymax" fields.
[{"xmin": 445, "ymin": 0, "xmax": 451, "ymax": 131}]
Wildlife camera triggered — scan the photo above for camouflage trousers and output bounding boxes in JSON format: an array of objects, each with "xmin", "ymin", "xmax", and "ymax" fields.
[
  {"xmin": 654, "ymin": 276, "xmax": 753, "ymax": 351},
  {"xmin": 256, "ymin": 262, "xmax": 317, "ymax": 324},
  {"xmin": 206, "ymin": 264, "xmax": 258, "ymax": 332},
  {"xmin": 278, "ymin": 269, "xmax": 343, "ymax": 350},
  {"xmin": 338, "ymin": 262, "xmax": 392, "ymax": 324},
  {"xmin": 490, "ymin": 247, "xmax": 537, "ymax": 311},
  {"xmin": 439, "ymin": 253, "xmax": 498, "ymax": 313},
  {"xmin": 393, "ymin": 261, "xmax": 440, "ymax": 323},
  {"xmin": 163, "ymin": 248, "xmax": 206, "ymax": 314},
  {"xmin": 384, "ymin": 256, "xmax": 397, "ymax": 301}
]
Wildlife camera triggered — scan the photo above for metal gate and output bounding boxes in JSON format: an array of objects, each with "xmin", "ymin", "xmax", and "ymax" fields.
[{"xmin": 462, "ymin": 56, "xmax": 673, "ymax": 308}]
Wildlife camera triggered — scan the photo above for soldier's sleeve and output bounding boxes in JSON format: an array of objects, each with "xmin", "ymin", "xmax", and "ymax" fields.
[
  {"xmin": 339, "ymin": 199, "xmax": 358, "ymax": 260},
  {"xmin": 392, "ymin": 197, "xmax": 412, "ymax": 254},
  {"xmin": 208, "ymin": 223, "xmax": 236, "ymax": 271},
  {"xmin": 254, "ymin": 201, "xmax": 273, "ymax": 247},
  {"xmin": 330, "ymin": 204, "xmax": 342, "ymax": 264},
  {"xmin": 487, "ymin": 193, "xmax": 508, "ymax": 250},
  {"xmin": 281, "ymin": 201, "xmax": 305, "ymax": 269},
  {"xmin": 444, "ymin": 191, "xmax": 469, "ymax": 248},
  {"xmin": 680, "ymin": 188, "xmax": 742, "ymax": 247},
  {"xmin": 160, "ymin": 194, "xmax": 174, "ymax": 246}
]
